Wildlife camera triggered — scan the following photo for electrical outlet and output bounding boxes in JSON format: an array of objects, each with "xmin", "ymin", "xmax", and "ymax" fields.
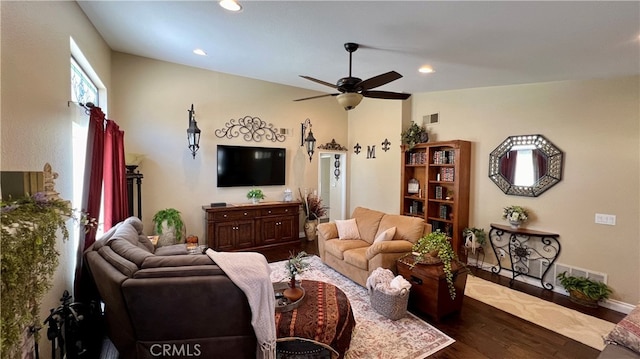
[{"xmin": 595, "ymin": 213, "xmax": 616, "ymax": 225}]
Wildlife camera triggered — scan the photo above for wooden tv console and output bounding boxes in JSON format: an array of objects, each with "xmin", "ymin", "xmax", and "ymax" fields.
[{"xmin": 202, "ymin": 201, "xmax": 301, "ymax": 251}]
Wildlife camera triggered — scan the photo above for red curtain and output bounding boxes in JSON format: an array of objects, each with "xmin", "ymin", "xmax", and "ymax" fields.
[
  {"xmin": 83, "ymin": 107, "xmax": 106, "ymax": 250},
  {"xmin": 103, "ymin": 120, "xmax": 129, "ymax": 230}
]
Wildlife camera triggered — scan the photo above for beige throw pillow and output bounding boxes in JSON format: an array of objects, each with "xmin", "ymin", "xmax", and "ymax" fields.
[
  {"xmin": 374, "ymin": 226, "xmax": 397, "ymax": 243},
  {"xmin": 336, "ymin": 218, "xmax": 361, "ymax": 240}
]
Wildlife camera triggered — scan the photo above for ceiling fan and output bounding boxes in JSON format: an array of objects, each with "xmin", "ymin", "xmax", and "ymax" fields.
[{"xmin": 294, "ymin": 42, "xmax": 411, "ymax": 111}]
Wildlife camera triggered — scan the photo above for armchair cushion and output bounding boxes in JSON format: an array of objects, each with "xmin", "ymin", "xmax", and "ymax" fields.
[
  {"xmin": 374, "ymin": 226, "xmax": 396, "ymax": 243},
  {"xmin": 351, "ymin": 207, "xmax": 386, "ymax": 243},
  {"xmin": 336, "ymin": 218, "xmax": 361, "ymax": 240},
  {"xmin": 376, "ymin": 214, "xmax": 425, "ymax": 244}
]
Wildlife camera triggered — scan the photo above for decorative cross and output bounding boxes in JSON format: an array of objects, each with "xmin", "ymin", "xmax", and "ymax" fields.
[
  {"xmin": 382, "ymin": 138, "xmax": 391, "ymax": 152},
  {"xmin": 354, "ymin": 143, "xmax": 362, "ymax": 154}
]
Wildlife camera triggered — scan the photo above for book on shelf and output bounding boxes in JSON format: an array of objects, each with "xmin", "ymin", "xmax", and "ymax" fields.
[
  {"xmin": 435, "ymin": 185, "xmax": 444, "ymax": 200},
  {"xmin": 432, "ymin": 150, "xmax": 457, "ymax": 165},
  {"xmin": 439, "ymin": 167, "xmax": 455, "ymax": 182},
  {"xmin": 407, "ymin": 152, "xmax": 427, "ymax": 165}
]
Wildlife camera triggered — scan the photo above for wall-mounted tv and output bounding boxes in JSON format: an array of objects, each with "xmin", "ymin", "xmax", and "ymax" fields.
[{"xmin": 217, "ymin": 145, "xmax": 286, "ymax": 187}]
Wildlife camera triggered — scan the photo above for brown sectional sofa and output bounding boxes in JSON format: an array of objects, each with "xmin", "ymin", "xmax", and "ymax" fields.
[
  {"xmin": 317, "ymin": 207, "xmax": 431, "ymax": 287},
  {"xmin": 84, "ymin": 217, "xmax": 256, "ymax": 359}
]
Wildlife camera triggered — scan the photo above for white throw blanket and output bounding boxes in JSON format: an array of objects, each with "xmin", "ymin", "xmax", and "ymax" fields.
[
  {"xmin": 205, "ymin": 249, "xmax": 276, "ymax": 359},
  {"xmin": 366, "ymin": 267, "xmax": 411, "ymax": 295}
]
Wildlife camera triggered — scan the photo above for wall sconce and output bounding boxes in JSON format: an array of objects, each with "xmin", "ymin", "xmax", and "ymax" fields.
[
  {"xmin": 187, "ymin": 104, "xmax": 201, "ymax": 159},
  {"xmin": 301, "ymin": 118, "xmax": 316, "ymax": 162}
]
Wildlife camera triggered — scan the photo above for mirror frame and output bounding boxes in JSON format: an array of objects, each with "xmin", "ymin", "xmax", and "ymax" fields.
[{"xmin": 489, "ymin": 134, "xmax": 563, "ymax": 197}]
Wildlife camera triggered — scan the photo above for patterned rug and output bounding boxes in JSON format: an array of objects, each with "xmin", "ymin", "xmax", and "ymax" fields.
[
  {"xmin": 465, "ymin": 275, "xmax": 615, "ymax": 350},
  {"xmin": 269, "ymin": 256, "xmax": 455, "ymax": 359}
]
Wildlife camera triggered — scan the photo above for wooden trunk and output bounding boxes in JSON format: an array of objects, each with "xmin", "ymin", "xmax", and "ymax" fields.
[{"xmin": 396, "ymin": 256, "xmax": 468, "ymax": 322}]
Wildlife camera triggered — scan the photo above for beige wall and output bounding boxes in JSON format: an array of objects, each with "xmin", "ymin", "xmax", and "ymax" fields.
[
  {"xmin": 110, "ymin": 52, "xmax": 347, "ymax": 241},
  {"xmin": 1, "ymin": 2, "xmax": 111, "ymax": 358},
  {"xmin": 411, "ymin": 76, "xmax": 640, "ymax": 304}
]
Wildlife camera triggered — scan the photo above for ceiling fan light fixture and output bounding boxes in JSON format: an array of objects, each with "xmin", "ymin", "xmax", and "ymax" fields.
[
  {"xmin": 219, "ymin": 0, "xmax": 242, "ymax": 12},
  {"xmin": 336, "ymin": 93, "xmax": 363, "ymax": 111}
]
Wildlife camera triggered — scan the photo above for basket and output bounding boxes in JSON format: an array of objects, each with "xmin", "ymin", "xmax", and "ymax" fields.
[{"xmin": 370, "ymin": 287, "xmax": 409, "ymax": 320}]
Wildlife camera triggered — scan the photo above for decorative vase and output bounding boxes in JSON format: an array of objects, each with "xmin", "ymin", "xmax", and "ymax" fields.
[
  {"xmin": 509, "ymin": 220, "xmax": 521, "ymax": 229},
  {"xmin": 251, "ymin": 197, "xmax": 259, "ymax": 204},
  {"xmin": 283, "ymin": 277, "xmax": 304, "ymax": 302},
  {"xmin": 304, "ymin": 219, "xmax": 318, "ymax": 241}
]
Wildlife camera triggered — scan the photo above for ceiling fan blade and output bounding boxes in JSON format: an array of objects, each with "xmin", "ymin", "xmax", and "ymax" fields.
[
  {"xmin": 362, "ymin": 90, "xmax": 411, "ymax": 100},
  {"xmin": 358, "ymin": 71, "xmax": 403, "ymax": 91},
  {"xmin": 300, "ymin": 75, "xmax": 338, "ymax": 89},
  {"xmin": 293, "ymin": 93, "xmax": 339, "ymax": 102}
]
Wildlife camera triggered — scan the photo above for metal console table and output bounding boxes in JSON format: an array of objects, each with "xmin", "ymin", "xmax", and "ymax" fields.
[{"xmin": 488, "ymin": 223, "xmax": 560, "ymax": 290}]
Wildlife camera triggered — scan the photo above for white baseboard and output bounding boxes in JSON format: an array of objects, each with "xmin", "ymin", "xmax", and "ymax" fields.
[{"xmin": 466, "ymin": 258, "xmax": 635, "ymax": 315}]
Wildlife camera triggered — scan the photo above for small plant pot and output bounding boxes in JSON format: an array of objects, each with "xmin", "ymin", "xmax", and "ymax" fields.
[{"xmin": 568, "ymin": 289, "xmax": 599, "ymax": 308}]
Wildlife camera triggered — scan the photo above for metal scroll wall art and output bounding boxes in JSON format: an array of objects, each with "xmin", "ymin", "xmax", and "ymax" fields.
[{"xmin": 215, "ymin": 116, "xmax": 285, "ymax": 142}]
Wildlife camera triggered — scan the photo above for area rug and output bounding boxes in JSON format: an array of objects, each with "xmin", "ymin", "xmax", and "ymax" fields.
[
  {"xmin": 465, "ymin": 275, "xmax": 614, "ymax": 350},
  {"xmin": 269, "ymin": 256, "xmax": 454, "ymax": 359}
]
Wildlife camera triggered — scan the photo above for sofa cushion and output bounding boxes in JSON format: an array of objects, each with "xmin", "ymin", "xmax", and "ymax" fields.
[
  {"xmin": 604, "ymin": 305, "xmax": 640, "ymax": 355},
  {"xmin": 109, "ymin": 238, "xmax": 154, "ymax": 268},
  {"xmin": 351, "ymin": 207, "xmax": 386, "ymax": 244},
  {"xmin": 141, "ymin": 254, "xmax": 215, "ymax": 269},
  {"xmin": 376, "ymin": 214, "xmax": 425, "ymax": 244},
  {"xmin": 98, "ymin": 246, "xmax": 139, "ymax": 277},
  {"xmin": 336, "ymin": 218, "xmax": 361, "ymax": 240},
  {"xmin": 374, "ymin": 226, "xmax": 396, "ymax": 243},
  {"xmin": 343, "ymin": 247, "xmax": 369, "ymax": 270},
  {"xmin": 317, "ymin": 222, "xmax": 338, "ymax": 240},
  {"xmin": 154, "ymin": 244, "xmax": 188, "ymax": 256},
  {"xmin": 325, "ymin": 239, "xmax": 369, "ymax": 260}
]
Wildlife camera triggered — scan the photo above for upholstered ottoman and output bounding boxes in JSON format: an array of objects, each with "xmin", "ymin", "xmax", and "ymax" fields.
[{"xmin": 275, "ymin": 280, "xmax": 355, "ymax": 359}]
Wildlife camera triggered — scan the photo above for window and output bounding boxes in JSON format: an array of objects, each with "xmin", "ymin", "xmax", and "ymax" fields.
[{"xmin": 71, "ymin": 56, "xmax": 98, "ymax": 105}]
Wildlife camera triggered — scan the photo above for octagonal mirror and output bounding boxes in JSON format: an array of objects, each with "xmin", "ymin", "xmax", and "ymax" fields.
[{"xmin": 489, "ymin": 134, "xmax": 563, "ymax": 197}]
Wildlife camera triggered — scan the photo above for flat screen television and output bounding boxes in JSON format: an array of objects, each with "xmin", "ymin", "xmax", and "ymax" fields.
[{"xmin": 217, "ymin": 145, "xmax": 286, "ymax": 187}]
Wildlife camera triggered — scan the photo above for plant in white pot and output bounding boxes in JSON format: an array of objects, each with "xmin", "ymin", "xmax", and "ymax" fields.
[
  {"xmin": 152, "ymin": 208, "xmax": 186, "ymax": 247},
  {"xmin": 247, "ymin": 188, "xmax": 265, "ymax": 204}
]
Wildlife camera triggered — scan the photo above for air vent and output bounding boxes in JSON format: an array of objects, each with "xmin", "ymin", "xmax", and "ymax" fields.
[{"xmin": 423, "ymin": 113, "xmax": 439, "ymax": 125}]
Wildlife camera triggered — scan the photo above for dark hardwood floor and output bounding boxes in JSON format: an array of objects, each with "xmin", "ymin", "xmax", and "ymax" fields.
[{"xmin": 264, "ymin": 239, "xmax": 624, "ymax": 359}]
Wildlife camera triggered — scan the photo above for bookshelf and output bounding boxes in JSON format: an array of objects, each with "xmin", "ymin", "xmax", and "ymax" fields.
[{"xmin": 401, "ymin": 140, "xmax": 471, "ymax": 255}]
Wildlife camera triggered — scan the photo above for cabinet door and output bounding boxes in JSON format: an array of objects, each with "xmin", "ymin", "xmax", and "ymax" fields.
[
  {"xmin": 261, "ymin": 216, "xmax": 296, "ymax": 244},
  {"xmin": 235, "ymin": 220, "xmax": 255, "ymax": 249},
  {"xmin": 214, "ymin": 222, "xmax": 236, "ymax": 251},
  {"xmin": 277, "ymin": 216, "xmax": 296, "ymax": 242}
]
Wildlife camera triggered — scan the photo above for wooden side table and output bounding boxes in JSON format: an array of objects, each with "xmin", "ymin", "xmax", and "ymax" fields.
[{"xmin": 396, "ymin": 254, "xmax": 468, "ymax": 322}]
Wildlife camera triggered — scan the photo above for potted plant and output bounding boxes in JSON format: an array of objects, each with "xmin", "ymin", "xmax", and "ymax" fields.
[
  {"xmin": 400, "ymin": 122, "xmax": 429, "ymax": 150},
  {"xmin": 411, "ymin": 230, "xmax": 459, "ymax": 300},
  {"xmin": 463, "ymin": 227, "xmax": 487, "ymax": 253},
  {"xmin": 556, "ymin": 271, "xmax": 612, "ymax": 308},
  {"xmin": 298, "ymin": 189, "xmax": 327, "ymax": 241},
  {"xmin": 152, "ymin": 208, "xmax": 185, "ymax": 246},
  {"xmin": 502, "ymin": 205, "xmax": 529, "ymax": 228},
  {"xmin": 246, "ymin": 188, "xmax": 265, "ymax": 204},
  {"xmin": 283, "ymin": 251, "xmax": 309, "ymax": 301}
]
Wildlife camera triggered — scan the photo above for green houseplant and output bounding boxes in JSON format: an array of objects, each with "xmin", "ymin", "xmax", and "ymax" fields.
[
  {"xmin": 246, "ymin": 188, "xmax": 265, "ymax": 203},
  {"xmin": 1, "ymin": 192, "xmax": 92, "ymax": 359},
  {"xmin": 283, "ymin": 251, "xmax": 309, "ymax": 301},
  {"xmin": 556, "ymin": 271, "xmax": 612, "ymax": 307},
  {"xmin": 411, "ymin": 230, "xmax": 459, "ymax": 300},
  {"xmin": 152, "ymin": 208, "xmax": 185, "ymax": 245},
  {"xmin": 400, "ymin": 122, "xmax": 429, "ymax": 150}
]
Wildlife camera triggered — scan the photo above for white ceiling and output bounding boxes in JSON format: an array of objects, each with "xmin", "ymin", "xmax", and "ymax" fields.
[{"xmin": 77, "ymin": 1, "xmax": 640, "ymax": 97}]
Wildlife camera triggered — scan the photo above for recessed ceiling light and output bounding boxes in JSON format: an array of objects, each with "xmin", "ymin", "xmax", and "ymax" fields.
[
  {"xmin": 193, "ymin": 48, "xmax": 207, "ymax": 56},
  {"xmin": 419, "ymin": 65, "xmax": 435, "ymax": 74},
  {"xmin": 219, "ymin": 0, "xmax": 242, "ymax": 12}
]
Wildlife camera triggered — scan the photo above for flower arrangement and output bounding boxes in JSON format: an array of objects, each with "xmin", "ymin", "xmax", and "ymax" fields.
[
  {"xmin": 298, "ymin": 189, "xmax": 327, "ymax": 221},
  {"xmin": 502, "ymin": 205, "xmax": 529, "ymax": 222},
  {"xmin": 285, "ymin": 251, "xmax": 309, "ymax": 280},
  {"xmin": 411, "ymin": 230, "xmax": 459, "ymax": 300},
  {"xmin": 400, "ymin": 122, "xmax": 429, "ymax": 150},
  {"xmin": 1, "ymin": 192, "xmax": 94, "ymax": 358}
]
